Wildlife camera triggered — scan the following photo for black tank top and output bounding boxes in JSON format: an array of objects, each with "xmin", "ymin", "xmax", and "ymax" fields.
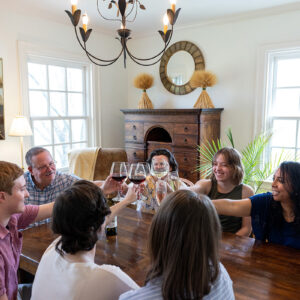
[{"xmin": 208, "ymin": 180, "xmax": 243, "ymax": 233}]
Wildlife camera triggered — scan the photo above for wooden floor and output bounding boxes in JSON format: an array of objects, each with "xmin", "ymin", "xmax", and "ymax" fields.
[{"xmin": 20, "ymin": 207, "xmax": 300, "ymax": 299}]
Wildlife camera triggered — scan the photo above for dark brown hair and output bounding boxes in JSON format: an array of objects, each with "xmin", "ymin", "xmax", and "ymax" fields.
[
  {"xmin": 146, "ymin": 148, "xmax": 178, "ymax": 172},
  {"xmin": 0, "ymin": 161, "xmax": 23, "ymax": 194},
  {"xmin": 270, "ymin": 161, "xmax": 300, "ymax": 234},
  {"xmin": 146, "ymin": 190, "xmax": 221, "ymax": 300},
  {"xmin": 52, "ymin": 180, "xmax": 111, "ymax": 255},
  {"xmin": 211, "ymin": 147, "xmax": 244, "ymax": 185}
]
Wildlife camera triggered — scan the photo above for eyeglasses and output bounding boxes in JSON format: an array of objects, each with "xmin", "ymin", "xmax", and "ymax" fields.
[{"xmin": 34, "ymin": 161, "xmax": 56, "ymax": 172}]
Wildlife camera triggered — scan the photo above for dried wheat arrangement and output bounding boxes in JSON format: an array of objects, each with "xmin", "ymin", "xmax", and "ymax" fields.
[
  {"xmin": 134, "ymin": 73, "xmax": 154, "ymax": 109},
  {"xmin": 190, "ymin": 70, "xmax": 217, "ymax": 108}
]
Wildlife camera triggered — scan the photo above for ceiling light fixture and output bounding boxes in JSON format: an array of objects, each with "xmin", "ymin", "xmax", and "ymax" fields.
[{"xmin": 65, "ymin": 0, "xmax": 181, "ymax": 68}]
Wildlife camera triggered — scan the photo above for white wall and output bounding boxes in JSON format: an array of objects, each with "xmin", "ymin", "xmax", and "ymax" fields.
[
  {"xmin": 1, "ymin": 4, "xmax": 300, "ymax": 165},
  {"xmin": 127, "ymin": 9, "xmax": 300, "ymax": 151},
  {"xmin": 0, "ymin": 3, "xmax": 127, "ymax": 164}
]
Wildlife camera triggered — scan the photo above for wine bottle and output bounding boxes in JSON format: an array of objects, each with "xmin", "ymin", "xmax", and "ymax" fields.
[{"xmin": 105, "ymin": 198, "xmax": 117, "ymax": 236}]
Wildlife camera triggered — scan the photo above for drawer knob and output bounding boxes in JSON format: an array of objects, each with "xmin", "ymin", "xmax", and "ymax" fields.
[
  {"xmin": 184, "ymin": 138, "xmax": 188, "ymax": 143},
  {"xmin": 184, "ymin": 126, "xmax": 188, "ymax": 132},
  {"xmin": 133, "ymin": 152, "xmax": 137, "ymax": 157},
  {"xmin": 133, "ymin": 135, "xmax": 137, "ymax": 140},
  {"xmin": 133, "ymin": 125, "xmax": 136, "ymax": 130},
  {"xmin": 184, "ymin": 157, "xmax": 187, "ymax": 162}
]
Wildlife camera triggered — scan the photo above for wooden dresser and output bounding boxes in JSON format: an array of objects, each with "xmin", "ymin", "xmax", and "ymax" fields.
[{"xmin": 121, "ymin": 109, "xmax": 223, "ymax": 183}]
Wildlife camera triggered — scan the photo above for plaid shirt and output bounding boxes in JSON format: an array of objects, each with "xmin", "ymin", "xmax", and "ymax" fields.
[{"xmin": 24, "ymin": 171, "xmax": 80, "ymax": 225}]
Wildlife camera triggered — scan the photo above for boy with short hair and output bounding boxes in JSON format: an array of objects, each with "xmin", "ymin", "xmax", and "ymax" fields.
[{"xmin": 0, "ymin": 161, "xmax": 54, "ymax": 300}]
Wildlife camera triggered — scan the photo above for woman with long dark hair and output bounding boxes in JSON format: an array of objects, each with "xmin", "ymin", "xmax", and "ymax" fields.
[
  {"xmin": 120, "ymin": 190, "xmax": 234, "ymax": 300},
  {"xmin": 212, "ymin": 161, "xmax": 300, "ymax": 249},
  {"xmin": 31, "ymin": 180, "xmax": 139, "ymax": 300}
]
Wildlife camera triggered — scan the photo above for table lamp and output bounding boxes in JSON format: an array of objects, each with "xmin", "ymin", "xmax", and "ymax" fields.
[{"xmin": 9, "ymin": 116, "xmax": 33, "ymax": 169}]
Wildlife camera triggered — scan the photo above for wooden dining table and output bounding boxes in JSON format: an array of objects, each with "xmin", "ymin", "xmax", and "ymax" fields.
[{"xmin": 20, "ymin": 207, "xmax": 300, "ymax": 299}]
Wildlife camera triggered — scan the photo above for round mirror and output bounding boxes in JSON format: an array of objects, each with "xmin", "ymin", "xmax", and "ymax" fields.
[
  {"xmin": 167, "ymin": 51, "xmax": 195, "ymax": 86},
  {"xmin": 159, "ymin": 41, "xmax": 205, "ymax": 95}
]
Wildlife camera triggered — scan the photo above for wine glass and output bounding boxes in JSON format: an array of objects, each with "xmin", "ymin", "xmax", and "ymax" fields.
[
  {"xmin": 150, "ymin": 157, "xmax": 170, "ymax": 180},
  {"xmin": 155, "ymin": 180, "xmax": 167, "ymax": 207},
  {"xmin": 139, "ymin": 162, "xmax": 150, "ymax": 177},
  {"xmin": 110, "ymin": 162, "xmax": 128, "ymax": 200},
  {"xmin": 169, "ymin": 170, "xmax": 179, "ymax": 181},
  {"xmin": 128, "ymin": 163, "xmax": 146, "ymax": 209}
]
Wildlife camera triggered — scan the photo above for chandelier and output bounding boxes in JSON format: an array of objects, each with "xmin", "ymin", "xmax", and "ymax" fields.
[{"xmin": 65, "ymin": 0, "xmax": 181, "ymax": 67}]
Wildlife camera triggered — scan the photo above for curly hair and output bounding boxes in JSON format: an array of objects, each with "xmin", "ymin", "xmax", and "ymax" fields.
[
  {"xmin": 146, "ymin": 148, "xmax": 178, "ymax": 172},
  {"xmin": 52, "ymin": 180, "xmax": 111, "ymax": 255}
]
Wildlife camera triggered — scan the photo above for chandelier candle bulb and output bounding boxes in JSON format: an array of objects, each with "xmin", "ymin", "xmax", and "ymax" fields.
[
  {"xmin": 82, "ymin": 13, "xmax": 88, "ymax": 32},
  {"xmin": 171, "ymin": 0, "xmax": 176, "ymax": 12},
  {"xmin": 71, "ymin": 0, "xmax": 77, "ymax": 14},
  {"xmin": 65, "ymin": 0, "xmax": 181, "ymax": 67},
  {"xmin": 163, "ymin": 13, "xmax": 169, "ymax": 34}
]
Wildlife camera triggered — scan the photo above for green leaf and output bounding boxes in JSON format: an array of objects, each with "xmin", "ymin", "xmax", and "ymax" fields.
[
  {"xmin": 196, "ymin": 138, "xmax": 223, "ymax": 178},
  {"xmin": 226, "ymin": 128, "xmax": 235, "ymax": 148},
  {"xmin": 196, "ymin": 127, "xmax": 297, "ymax": 191}
]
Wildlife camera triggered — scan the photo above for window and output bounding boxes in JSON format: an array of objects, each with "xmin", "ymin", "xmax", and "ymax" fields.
[
  {"xmin": 265, "ymin": 50, "xmax": 300, "ymax": 162},
  {"xmin": 26, "ymin": 58, "xmax": 92, "ymax": 169}
]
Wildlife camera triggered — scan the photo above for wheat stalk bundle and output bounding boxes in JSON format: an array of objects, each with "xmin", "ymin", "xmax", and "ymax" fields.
[
  {"xmin": 190, "ymin": 70, "xmax": 217, "ymax": 109},
  {"xmin": 133, "ymin": 73, "xmax": 154, "ymax": 109}
]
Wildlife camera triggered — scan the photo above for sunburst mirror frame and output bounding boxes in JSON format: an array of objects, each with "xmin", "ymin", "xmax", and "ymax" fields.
[{"xmin": 159, "ymin": 41, "xmax": 205, "ymax": 95}]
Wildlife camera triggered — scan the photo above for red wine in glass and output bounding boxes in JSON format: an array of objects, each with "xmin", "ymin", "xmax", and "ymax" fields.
[
  {"xmin": 129, "ymin": 175, "xmax": 146, "ymax": 184},
  {"xmin": 112, "ymin": 175, "xmax": 127, "ymax": 182},
  {"xmin": 110, "ymin": 162, "xmax": 128, "ymax": 200}
]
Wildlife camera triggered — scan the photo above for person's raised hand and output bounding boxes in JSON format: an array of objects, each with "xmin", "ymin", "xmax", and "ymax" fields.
[
  {"xmin": 123, "ymin": 185, "xmax": 138, "ymax": 204},
  {"xmin": 101, "ymin": 175, "xmax": 119, "ymax": 195}
]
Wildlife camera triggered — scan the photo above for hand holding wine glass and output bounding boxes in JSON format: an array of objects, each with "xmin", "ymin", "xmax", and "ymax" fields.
[
  {"xmin": 110, "ymin": 162, "xmax": 128, "ymax": 200},
  {"xmin": 128, "ymin": 163, "xmax": 146, "ymax": 209},
  {"xmin": 156, "ymin": 180, "xmax": 167, "ymax": 207}
]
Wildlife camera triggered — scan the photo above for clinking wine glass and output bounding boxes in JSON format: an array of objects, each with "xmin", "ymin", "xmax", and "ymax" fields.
[
  {"xmin": 128, "ymin": 163, "xmax": 146, "ymax": 206},
  {"xmin": 110, "ymin": 162, "xmax": 128, "ymax": 200},
  {"xmin": 139, "ymin": 162, "xmax": 150, "ymax": 178},
  {"xmin": 150, "ymin": 157, "xmax": 170, "ymax": 180},
  {"xmin": 156, "ymin": 180, "xmax": 167, "ymax": 207}
]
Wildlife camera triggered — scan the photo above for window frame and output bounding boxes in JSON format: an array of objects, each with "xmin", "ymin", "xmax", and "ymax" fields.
[
  {"xmin": 264, "ymin": 50, "xmax": 300, "ymax": 162},
  {"xmin": 18, "ymin": 41, "xmax": 99, "ymax": 171}
]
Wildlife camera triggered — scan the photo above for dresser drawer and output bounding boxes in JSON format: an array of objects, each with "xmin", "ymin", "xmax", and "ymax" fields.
[
  {"xmin": 173, "ymin": 134, "xmax": 198, "ymax": 147},
  {"xmin": 125, "ymin": 122, "xmax": 143, "ymax": 142},
  {"xmin": 126, "ymin": 148, "xmax": 145, "ymax": 163},
  {"xmin": 174, "ymin": 152, "xmax": 198, "ymax": 167},
  {"xmin": 174, "ymin": 124, "xmax": 198, "ymax": 135}
]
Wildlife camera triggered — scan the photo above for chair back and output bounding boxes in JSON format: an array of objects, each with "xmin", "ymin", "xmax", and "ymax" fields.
[{"xmin": 93, "ymin": 148, "xmax": 128, "ymax": 180}]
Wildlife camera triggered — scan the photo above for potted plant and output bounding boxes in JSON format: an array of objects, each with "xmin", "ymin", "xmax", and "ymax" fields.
[{"xmin": 197, "ymin": 128, "xmax": 289, "ymax": 193}]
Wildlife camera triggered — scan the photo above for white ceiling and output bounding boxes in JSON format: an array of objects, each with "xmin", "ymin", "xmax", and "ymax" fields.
[{"xmin": 8, "ymin": 0, "xmax": 300, "ymax": 35}]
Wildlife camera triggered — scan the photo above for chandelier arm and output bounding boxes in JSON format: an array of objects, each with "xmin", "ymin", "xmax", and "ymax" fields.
[
  {"xmin": 124, "ymin": 29, "xmax": 173, "ymax": 61},
  {"xmin": 85, "ymin": 51, "xmax": 121, "ymax": 66},
  {"xmin": 125, "ymin": 0, "xmax": 138, "ymax": 23},
  {"xmin": 125, "ymin": 46, "xmax": 165, "ymax": 66},
  {"xmin": 97, "ymin": 0, "xmax": 122, "ymax": 23},
  {"xmin": 125, "ymin": 0, "xmax": 135, "ymax": 18},
  {"xmin": 74, "ymin": 27, "xmax": 123, "ymax": 63}
]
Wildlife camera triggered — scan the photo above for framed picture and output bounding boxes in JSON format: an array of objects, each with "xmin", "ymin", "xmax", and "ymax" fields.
[{"xmin": 0, "ymin": 58, "xmax": 4, "ymax": 140}]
